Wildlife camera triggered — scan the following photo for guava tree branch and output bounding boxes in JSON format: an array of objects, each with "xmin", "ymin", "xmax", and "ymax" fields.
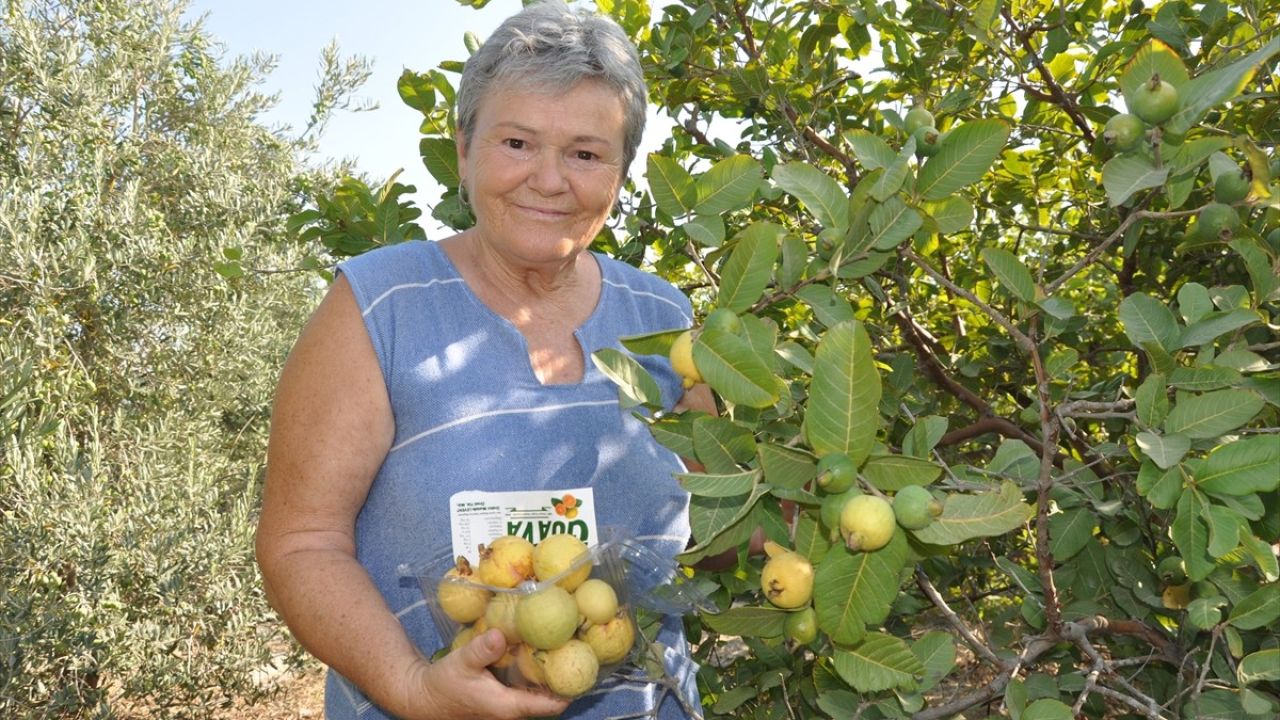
[
  {"xmin": 1002, "ymin": 8, "xmax": 1095, "ymax": 142},
  {"xmin": 902, "ymin": 247, "xmax": 1035, "ymax": 354},
  {"xmin": 1045, "ymin": 202, "xmax": 1201, "ymax": 294},
  {"xmin": 1028, "ymin": 330, "xmax": 1066, "ymax": 633},
  {"xmin": 915, "ymin": 567, "xmax": 1004, "ymax": 668}
]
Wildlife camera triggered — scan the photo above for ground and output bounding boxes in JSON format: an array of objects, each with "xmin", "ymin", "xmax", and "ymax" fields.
[{"xmin": 222, "ymin": 661, "xmax": 326, "ymax": 720}]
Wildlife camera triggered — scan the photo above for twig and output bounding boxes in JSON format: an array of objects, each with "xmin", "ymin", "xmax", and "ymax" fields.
[
  {"xmin": 915, "ymin": 567, "xmax": 1005, "ymax": 668},
  {"xmin": 902, "ymin": 247, "xmax": 1034, "ymax": 353}
]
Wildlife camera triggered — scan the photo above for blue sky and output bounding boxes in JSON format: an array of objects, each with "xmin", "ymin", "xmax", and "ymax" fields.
[{"xmin": 184, "ymin": 0, "xmax": 514, "ymax": 213}]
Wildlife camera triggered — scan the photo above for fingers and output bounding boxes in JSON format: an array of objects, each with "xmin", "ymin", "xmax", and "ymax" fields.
[{"xmin": 459, "ymin": 628, "xmax": 510, "ymax": 671}]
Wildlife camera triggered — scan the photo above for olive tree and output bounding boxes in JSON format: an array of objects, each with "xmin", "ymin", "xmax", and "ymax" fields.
[
  {"xmin": 0, "ymin": 0, "xmax": 369, "ymax": 715},
  {"xmin": 302, "ymin": 0, "xmax": 1280, "ymax": 717}
]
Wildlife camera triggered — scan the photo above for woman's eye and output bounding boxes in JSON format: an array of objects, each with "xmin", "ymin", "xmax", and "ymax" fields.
[
  {"xmin": 574, "ymin": 150, "xmax": 597, "ymax": 162},
  {"xmin": 504, "ymin": 138, "xmax": 526, "ymax": 150}
]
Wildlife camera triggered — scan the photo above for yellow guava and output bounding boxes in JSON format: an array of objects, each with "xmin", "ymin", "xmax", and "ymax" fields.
[
  {"xmin": 483, "ymin": 593, "xmax": 522, "ymax": 644},
  {"xmin": 532, "ymin": 533, "xmax": 591, "ymax": 590},
  {"xmin": 840, "ymin": 494, "xmax": 896, "ymax": 552},
  {"xmin": 542, "ymin": 639, "xmax": 600, "ymax": 698},
  {"xmin": 760, "ymin": 541, "xmax": 814, "ymax": 609},
  {"xmin": 580, "ymin": 612, "xmax": 635, "ymax": 665},
  {"xmin": 669, "ymin": 330, "xmax": 701, "ymax": 388},
  {"xmin": 514, "ymin": 643, "xmax": 547, "ymax": 687},
  {"xmin": 477, "ymin": 535, "xmax": 535, "ymax": 589},
  {"xmin": 437, "ymin": 556, "xmax": 492, "ymax": 623},
  {"xmin": 515, "ymin": 585, "xmax": 579, "ymax": 650},
  {"xmin": 574, "ymin": 578, "xmax": 619, "ymax": 626}
]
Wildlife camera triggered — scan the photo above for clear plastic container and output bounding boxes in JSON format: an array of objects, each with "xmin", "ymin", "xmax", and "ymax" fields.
[{"xmin": 402, "ymin": 533, "xmax": 642, "ymax": 694}]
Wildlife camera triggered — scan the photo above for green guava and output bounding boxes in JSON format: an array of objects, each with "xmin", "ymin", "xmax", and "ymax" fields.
[
  {"xmin": 904, "ymin": 106, "xmax": 935, "ymax": 135},
  {"xmin": 703, "ymin": 307, "xmax": 742, "ymax": 334},
  {"xmin": 784, "ymin": 606, "xmax": 818, "ymax": 644},
  {"xmin": 1130, "ymin": 75, "xmax": 1179, "ymax": 125},
  {"xmin": 913, "ymin": 126, "xmax": 942, "ymax": 157},
  {"xmin": 815, "ymin": 452, "xmax": 857, "ymax": 494},
  {"xmin": 515, "ymin": 586, "xmax": 579, "ymax": 650},
  {"xmin": 1196, "ymin": 202, "xmax": 1240, "ymax": 241},
  {"xmin": 892, "ymin": 485, "xmax": 943, "ymax": 530},
  {"xmin": 1102, "ymin": 113, "xmax": 1145, "ymax": 153},
  {"xmin": 1156, "ymin": 556, "xmax": 1186, "ymax": 584},
  {"xmin": 1213, "ymin": 169, "xmax": 1250, "ymax": 204}
]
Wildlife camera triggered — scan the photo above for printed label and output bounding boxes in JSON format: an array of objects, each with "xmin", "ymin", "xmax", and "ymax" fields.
[{"xmin": 449, "ymin": 488, "xmax": 598, "ymax": 566}]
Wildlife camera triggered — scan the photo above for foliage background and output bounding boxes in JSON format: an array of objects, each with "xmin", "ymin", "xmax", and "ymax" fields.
[{"xmin": 3, "ymin": 0, "xmax": 1278, "ymax": 718}]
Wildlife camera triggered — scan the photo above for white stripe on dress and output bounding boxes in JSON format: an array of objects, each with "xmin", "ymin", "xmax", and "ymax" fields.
[
  {"xmin": 602, "ymin": 277, "xmax": 693, "ymax": 322},
  {"xmin": 389, "ymin": 399, "xmax": 620, "ymax": 453},
  {"xmin": 360, "ymin": 278, "xmax": 467, "ymax": 317}
]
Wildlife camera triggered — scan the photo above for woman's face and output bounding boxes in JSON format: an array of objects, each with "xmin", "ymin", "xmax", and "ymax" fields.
[{"xmin": 458, "ymin": 79, "xmax": 627, "ymax": 270}]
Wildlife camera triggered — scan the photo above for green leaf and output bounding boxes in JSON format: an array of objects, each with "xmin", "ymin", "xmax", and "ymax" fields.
[
  {"xmin": 903, "ymin": 416, "xmax": 948, "ymax": 458},
  {"xmin": 1172, "ymin": 488, "xmax": 1215, "ymax": 582},
  {"xmin": 922, "ymin": 196, "xmax": 974, "ymax": 235},
  {"xmin": 1102, "ymin": 154, "xmax": 1169, "ymax": 207},
  {"xmin": 693, "ymin": 327, "xmax": 780, "ymax": 408},
  {"xmin": 591, "ymin": 348, "xmax": 663, "ymax": 409},
  {"xmin": 796, "ymin": 284, "xmax": 857, "ymax": 328},
  {"xmin": 1198, "ymin": 436, "xmax": 1280, "ymax": 495},
  {"xmin": 682, "ymin": 214, "xmax": 725, "ymax": 247},
  {"xmin": 1239, "ymin": 530, "xmax": 1280, "ymax": 582},
  {"xmin": 1136, "ymin": 373, "xmax": 1170, "ymax": 428},
  {"xmin": 833, "ymin": 632, "xmax": 924, "ymax": 692},
  {"xmin": 692, "ymin": 415, "xmax": 757, "ymax": 467},
  {"xmin": 1202, "ymin": 503, "xmax": 1244, "ymax": 558},
  {"xmin": 1163, "ymin": 389, "xmax": 1265, "ymax": 439},
  {"xmin": 1238, "ymin": 649, "xmax": 1280, "ymax": 686},
  {"xmin": 1178, "ymin": 309, "xmax": 1261, "ymax": 348},
  {"xmin": 701, "ymin": 606, "xmax": 787, "ymax": 638},
  {"xmin": 915, "ymin": 118, "xmax": 1011, "ymax": 201},
  {"xmin": 1119, "ymin": 293, "xmax": 1179, "ymax": 352},
  {"xmin": 861, "ymin": 454, "xmax": 942, "ymax": 491},
  {"xmin": 647, "ymin": 153, "xmax": 697, "ymax": 218},
  {"xmin": 1136, "ymin": 430, "xmax": 1190, "ymax": 469},
  {"xmin": 694, "ymin": 154, "xmax": 762, "ymax": 215},
  {"xmin": 1049, "ymin": 508, "xmax": 1095, "ymax": 562},
  {"xmin": 814, "ymin": 531, "xmax": 909, "ymax": 644},
  {"xmin": 1166, "ymin": 36, "xmax": 1280, "ymax": 136},
  {"xmin": 678, "ymin": 470, "xmax": 760, "ymax": 497},
  {"xmin": 1168, "ymin": 366, "xmax": 1242, "ymax": 392},
  {"xmin": 772, "ymin": 161, "xmax": 850, "ymax": 231},
  {"xmin": 684, "ymin": 482, "xmax": 770, "ymax": 560},
  {"xmin": 1120, "ymin": 40, "xmax": 1190, "ymax": 105},
  {"xmin": 911, "ymin": 631, "xmax": 956, "ymax": 691},
  {"xmin": 868, "ymin": 197, "xmax": 923, "ymax": 250},
  {"xmin": 911, "ymin": 481, "xmax": 1034, "ymax": 545},
  {"xmin": 981, "ymin": 248, "xmax": 1037, "ymax": 303},
  {"xmin": 1023, "ymin": 698, "xmax": 1075, "ymax": 720},
  {"xmin": 843, "ymin": 129, "xmax": 898, "ymax": 170},
  {"xmin": 871, "ymin": 139, "xmax": 915, "ymax": 201},
  {"xmin": 717, "ymin": 222, "xmax": 782, "ymax": 314},
  {"xmin": 804, "ymin": 320, "xmax": 882, "ymax": 466},
  {"xmin": 757, "ymin": 444, "xmax": 817, "ymax": 491},
  {"xmin": 1228, "ymin": 585, "xmax": 1280, "ymax": 630},
  {"xmin": 419, "ymin": 137, "xmax": 460, "ymax": 187},
  {"xmin": 1231, "ymin": 236, "xmax": 1280, "ymax": 304},
  {"xmin": 397, "ymin": 70, "xmax": 437, "ymax": 112}
]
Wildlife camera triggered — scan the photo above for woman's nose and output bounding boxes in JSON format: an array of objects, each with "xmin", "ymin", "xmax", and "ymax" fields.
[{"xmin": 526, "ymin": 150, "xmax": 570, "ymax": 194}]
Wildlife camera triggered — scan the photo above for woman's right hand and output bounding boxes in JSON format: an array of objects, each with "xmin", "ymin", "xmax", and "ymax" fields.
[{"xmin": 401, "ymin": 628, "xmax": 571, "ymax": 719}]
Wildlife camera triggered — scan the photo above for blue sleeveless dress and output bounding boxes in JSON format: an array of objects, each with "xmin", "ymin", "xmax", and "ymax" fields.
[{"xmin": 327, "ymin": 240, "xmax": 700, "ymax": 719}]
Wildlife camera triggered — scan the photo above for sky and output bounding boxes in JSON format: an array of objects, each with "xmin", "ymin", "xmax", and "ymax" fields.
[{"xmin": 182, "ymin": 0, "xmax": 673, "ymax": 233}]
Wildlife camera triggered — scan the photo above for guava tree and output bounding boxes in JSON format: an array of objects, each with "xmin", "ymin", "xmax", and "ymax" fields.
[{"xmin": 299, "ymin": 0, "xmax": 1280, "ymax": 717}]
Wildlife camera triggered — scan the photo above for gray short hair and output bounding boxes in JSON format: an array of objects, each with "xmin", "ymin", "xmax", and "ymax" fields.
[{"xmin": 456, "ymin": 0, "xmax": 647, "ymax": 176}]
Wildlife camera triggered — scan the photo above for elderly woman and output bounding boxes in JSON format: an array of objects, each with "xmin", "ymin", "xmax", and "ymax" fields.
[{"xmin": 255, "ymin": 2, "xmax": 713, "ymax": 718}]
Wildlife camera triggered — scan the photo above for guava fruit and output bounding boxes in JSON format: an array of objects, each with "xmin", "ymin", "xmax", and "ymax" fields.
[
  {"xmin": 532, "ymin": 533, "xmax": 591, "ymax": 590},
  {"xmin": 1161, "ymin": 582, "xmax": 1191, "ymax": 610},
  {"xmin": 1156, "ymin": 556, "xmax": 1186, "ymax": 584},
  {"xmin": 760, "ymin": 541, "xmax": 815, "ymax": 609},
  {"xmin": 477, "ymin": 535, "xmax": 535, "ymax": 588},
  {"xmin": 514, "ymin": 643, "xmax": 547, "ymax": 686},
  {"xmin": 579, "ymin": 612, "xmax": 635, "ymax": 664},
  {"xmin": 704, "ymin": 307, "xmax": 742, "ymax": 334},
  {"xmin": 541, "ymin": 639, "xmax": 600, "ymax": 698},
  {"xmin": 483, "ymin": 592, "xmax": 522, "ymax": 644},
  {"xmin": 892, "ymin": 485, "xmax": 943, "ymax": 530},
  {"xmin": 515, "ymin": 585, "xmax": 579, "ymax": 650},
  {"xmin": 821, "ymin": 487, "xmax": 862, "ymax": 538},
  {"xmin": 574, "ymin": 578, "xmax": 619, "ymax": 625},
  {"xmin": 1130, "ymin": 74, "xmax": 1179, "ymax": 125},
  {"xmin": 913, "ymin": 125, "xmax": 942, "ymax": 157},
  {"xmin": 840, "ymin": 494, "xmax": 896, "ymax": 552},
  {"xmin": 784, "ymin": 606, "xmax": 818, "ymax": 644},
  {"xmin": 816, "ymin": 452, "xmax": 857, "ymax": 494},
  {"xmin": 904, "ymin": 106, "xmax": 935, "ymax": 135},
  {"xmin": 669, "ymin": 329, "xmax": 702, "ymax": 388},
  {"xmin": 1196, "ymin": 202, "xmax": 1240, "ymax": 241},
  {"xmin": 437, "ymin": 556, "xmax": 493, "ymax": 624},
  {"xmin": 1102, "ymin": 113, "xmax": 1146, "ymax": 153},
  {"xmin": 1214, "ymin": 169, "xmax": 1250, "ymax": 204}
]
